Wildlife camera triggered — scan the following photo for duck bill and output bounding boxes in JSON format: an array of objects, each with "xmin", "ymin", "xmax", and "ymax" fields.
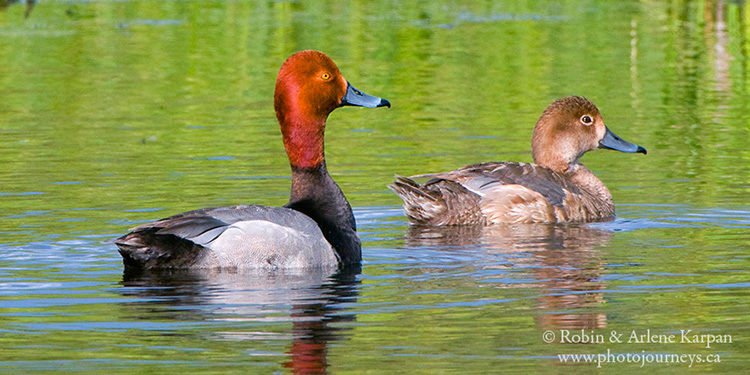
[
  {"xmin": 599, "ymin": 127, "xmax": 647, "ymax": 154},
  {"xmin": 341, "ymin": 82, "xmax": 391, "ymax": 108}
]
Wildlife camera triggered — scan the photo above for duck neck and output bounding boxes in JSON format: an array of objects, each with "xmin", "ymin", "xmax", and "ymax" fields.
[
  {"xmin": 532, "ymin": 136, "xmax": 581, "ymax": 174},
  {"xmin": 279, "ymin": 113, "xmax": 326, "ymax": 169},
  {"xmin": 285, "ymin": 163, "xmax": 361, "ymax": 265},
  {"xmin": 533, "ymin": 138, "xmax": 610, "ymax": 201}
]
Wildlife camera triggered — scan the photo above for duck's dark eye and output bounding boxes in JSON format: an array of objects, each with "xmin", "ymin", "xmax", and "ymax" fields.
[{"xmin": 580, "ymin": 115, "xmax": 593, "ymax": 125}]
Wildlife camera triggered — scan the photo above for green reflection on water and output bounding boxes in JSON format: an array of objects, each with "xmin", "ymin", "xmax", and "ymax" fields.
[{"xmin": 1, "ymin": 0, "xmax": 746, "ymax": 226}]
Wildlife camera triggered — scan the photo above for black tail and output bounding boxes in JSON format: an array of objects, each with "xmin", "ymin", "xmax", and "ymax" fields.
[{"xmin": 115, "ymin": 230, "xmax": 204, "ymax": 270}]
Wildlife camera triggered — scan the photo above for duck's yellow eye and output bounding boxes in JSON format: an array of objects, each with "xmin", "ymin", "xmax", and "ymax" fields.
[
  {"xmin": 321, "ymin": 73, "xmax": 331, "ymax": 80},
  {"xmin": 580, "ymin": 114, "xmax": 593, "ymax": 126}
]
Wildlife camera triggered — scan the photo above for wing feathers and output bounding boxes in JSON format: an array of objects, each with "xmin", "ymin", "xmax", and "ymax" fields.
[{"xmin": 390, "ymin": 162, "xmax": 595, "ymax": 224}]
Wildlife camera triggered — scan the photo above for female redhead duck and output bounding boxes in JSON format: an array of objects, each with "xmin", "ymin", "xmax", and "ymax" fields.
[
  {"xmin": 116, "ymin": 50, "xmax": 390, "ymax": 270},
  {"xmin": 389, "ymin": 96, "xmax": 646, "ymax": 225}
]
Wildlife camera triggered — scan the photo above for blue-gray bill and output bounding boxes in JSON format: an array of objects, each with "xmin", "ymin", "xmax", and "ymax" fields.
[
  {"xmin": 599, "ymin": 127, "xmax": 647, "ymax": 154},
  {"xmin": 341, "ymin": 82, "xmax": 391, "ymax": 108}
]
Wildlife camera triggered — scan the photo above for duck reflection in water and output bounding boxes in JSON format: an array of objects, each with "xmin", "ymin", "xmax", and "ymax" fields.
[
  {"xmin": 120, "ymin": 266, "xmax": 360, "ymax": 374},
  {"xmin": 405, "ymin": 223, "xmax": 611, "ymax": 330}
]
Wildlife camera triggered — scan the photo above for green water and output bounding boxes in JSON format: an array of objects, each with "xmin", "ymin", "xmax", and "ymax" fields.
[{"xmin": 0, "ymin": 0, "xmax": 748, "ymax": 374}]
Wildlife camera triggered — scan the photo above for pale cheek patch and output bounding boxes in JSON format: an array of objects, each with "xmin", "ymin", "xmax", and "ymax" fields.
[{"xmin": 595, "ymin": 123, "xmax": 607, "ymax": 141}]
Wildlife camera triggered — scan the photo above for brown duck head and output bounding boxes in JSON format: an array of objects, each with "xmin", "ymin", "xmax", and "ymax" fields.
[{"xmin": 531, "ymin": 96, "xmax": 646, "ymax": 173}]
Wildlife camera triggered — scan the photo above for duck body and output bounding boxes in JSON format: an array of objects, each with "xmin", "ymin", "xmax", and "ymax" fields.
[
  {"xmin": 390, "ymin": 96, "xmax": 646, "ymax": 225},
  {"xmin": 116, "ymin": 205, "xmax": 339, "ymax": 270},
  {"xmin": 116, "ymin": 50, "xmax": 389, "ymax": 270},
  {"xmin": 391, "ymin": 161, "xmax": 614, "ymax": 225}
]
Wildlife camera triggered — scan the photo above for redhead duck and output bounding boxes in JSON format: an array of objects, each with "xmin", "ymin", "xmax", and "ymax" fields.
[
  {"xmin": 389, "ymin": 96, "xmax": 646, "ymax": 225},
  {"xmin": 116, "ymin": 50, "xmax": 390, "ymax": 270}
]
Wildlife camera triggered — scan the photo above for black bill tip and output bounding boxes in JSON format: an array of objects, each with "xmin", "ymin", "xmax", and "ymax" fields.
[{"xmin": 342, "ymin": 82, "xmax": 390, "ymax": 109}]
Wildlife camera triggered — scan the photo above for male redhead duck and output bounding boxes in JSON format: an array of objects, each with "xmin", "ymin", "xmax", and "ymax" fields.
[
  {"xmin": 116, "ymin": 50, "xmax": 390, "ymax": 270},
  {"xmin": 389, "ymin": 96, "xmax": 646, "ymax": 225}
]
